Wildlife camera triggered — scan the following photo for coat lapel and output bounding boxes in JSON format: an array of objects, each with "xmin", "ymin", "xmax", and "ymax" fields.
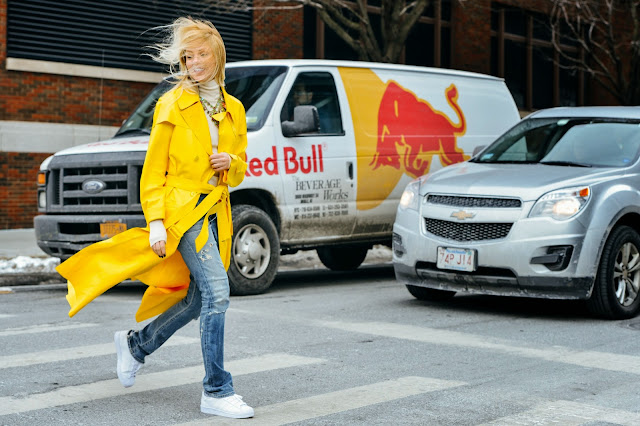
[{"xmin": 177, "ymin": 89, "xmax": 212, "ymax": 156}]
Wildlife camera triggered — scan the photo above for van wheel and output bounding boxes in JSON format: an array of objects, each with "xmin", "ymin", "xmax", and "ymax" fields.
[
  {"xmin": 406, "ymin": 285, "xmax": 456, "ymax": 301},
  {"xmin": 587, "ymin": 225, "xmax": 640, "ymax": 319},
  {"xmin": 228, "ymin": 205, "xmax": 280, "ymax": 296},
  {"xmin": 317, "ymin": 246, "xmax": 368, "ymax": 271}
]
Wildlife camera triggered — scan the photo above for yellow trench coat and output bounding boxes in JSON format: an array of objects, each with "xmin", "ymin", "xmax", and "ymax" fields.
[{"xmin": 57, "ymin": 86, "xmax": 248, "ymax": 322}]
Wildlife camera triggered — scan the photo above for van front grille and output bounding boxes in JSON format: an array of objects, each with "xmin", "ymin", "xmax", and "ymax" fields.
[{"xmin": 45, "ymin": 152, "xmax": 145, "ymax": 213}]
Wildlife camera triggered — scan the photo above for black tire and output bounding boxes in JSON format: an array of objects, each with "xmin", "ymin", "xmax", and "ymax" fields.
[
  {"xmin": 228, "ymin": 205, "xmax": 280, "ymax": 296},
  {"xmin": 406, "ymin": 285, "xmax": 456, "ymax": 301},
  {"xmin": 587, "ymin": 225, "xmax": 640, "ymax": 319},
  {"xmin": 316, "ymin": 246, "xmax": 369, "ymax": 271}
]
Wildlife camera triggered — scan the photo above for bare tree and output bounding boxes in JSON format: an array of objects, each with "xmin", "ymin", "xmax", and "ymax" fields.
[
  {"xmin": 207, "ymin": 0, "xmax": 442, "ymax": 63},
  {"xmin": 550, "ymin": 0, "xmax": 640, "ymax": 105}
]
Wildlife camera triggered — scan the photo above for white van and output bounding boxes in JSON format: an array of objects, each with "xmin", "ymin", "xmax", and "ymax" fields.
[{"xmin": 35, "ymin": 60, "xmax": 520, "ymax": 295}]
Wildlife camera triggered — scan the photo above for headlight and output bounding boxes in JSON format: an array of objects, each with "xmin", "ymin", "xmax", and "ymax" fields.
[
  {"xmin": 38, "ymin": 190, "xmax": 47, "ymax": 209},
  {"xmin": 529, "ymin": 186, "xmax": 590, "ymax": 220},
  {"xmin": 399, "ymin": 180, "xmax": 420, "ymax": 211}
]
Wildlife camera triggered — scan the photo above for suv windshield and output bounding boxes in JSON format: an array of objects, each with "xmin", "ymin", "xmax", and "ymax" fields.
[
  {"xmin": 115, "ymin": 65, "xmax": 288, "ymax": 137},
  {"xmin": 473, "ymin": 117, "xmax": 640, "ymax": 168}
]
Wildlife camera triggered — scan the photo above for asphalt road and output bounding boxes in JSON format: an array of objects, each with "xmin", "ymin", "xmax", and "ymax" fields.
[{"xmin": 2, "ymin": 264, "xmax": 640, "ymax": 425}]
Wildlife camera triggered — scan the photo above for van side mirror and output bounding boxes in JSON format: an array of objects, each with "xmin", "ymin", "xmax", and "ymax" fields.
[
  {"xmin": 282, "ymin": 105, "xmax": 319, "ymax": 137},
  {"xmin": 472, "ymin": 145, "xmax": 487, "ymax": 157}
]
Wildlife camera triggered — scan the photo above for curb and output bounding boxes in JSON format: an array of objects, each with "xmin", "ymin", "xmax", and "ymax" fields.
[{"xmin": 0, "ymin": 272, "xmax": 65, "ymax": 286}]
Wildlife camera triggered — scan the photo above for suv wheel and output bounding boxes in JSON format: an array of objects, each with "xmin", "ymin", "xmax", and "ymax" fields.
[
  {"xmin": 228, "ymin": 205, "xmax": 280, "ymax": 295},
  {"xmin": 588, "ymin": 225, "xmax": 640, "ymax": 319},
  {"xmin": 317, "ymin": 246, "xmax": 369, "ymax": 271}
]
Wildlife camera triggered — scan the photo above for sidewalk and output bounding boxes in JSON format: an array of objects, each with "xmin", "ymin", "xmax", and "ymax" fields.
[
  {"xmin": 0, "ymin": 228, "xmax": 63, "ymax": 286},
  {"xmin": 0, "ymin": 228, "xmax": 46, "ymax": 258}
]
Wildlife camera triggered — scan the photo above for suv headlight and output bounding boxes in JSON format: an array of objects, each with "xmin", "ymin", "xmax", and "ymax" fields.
[
  {"xmin": 529, "ymin": 186, "xmax": 590, "ymax": 220},
  {"xmin": 399, "ymin": 180, "xmax": 420, "ymax": 211}
]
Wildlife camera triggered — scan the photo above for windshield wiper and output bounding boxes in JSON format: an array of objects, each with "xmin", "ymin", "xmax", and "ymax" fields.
[
  {"xmin": 540, "ymin": 160, "xmax": 592, "ymax": 168},
  {"xmin": 115, "ymin": 128, "xmax": 151, "ymax": 137},
  {"xmin": 473, "ymin": 160, "xmax": 537, "ymax": 164}
]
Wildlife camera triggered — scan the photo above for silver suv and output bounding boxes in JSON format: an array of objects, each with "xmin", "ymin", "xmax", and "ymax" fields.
[{"xmin": 393, "ymin": 107, "xmax": 640, "ymax": 319}]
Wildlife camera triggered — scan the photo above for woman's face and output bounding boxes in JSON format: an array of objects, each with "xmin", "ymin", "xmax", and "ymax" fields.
[{"xmin": 184, "ymin": 42, "xmax": 216, "ymax": 83}]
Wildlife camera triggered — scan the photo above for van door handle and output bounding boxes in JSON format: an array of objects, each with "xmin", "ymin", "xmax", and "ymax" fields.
[{"xmin": 347, "ymin": 162, "xmax": 353, "ymax": 180}]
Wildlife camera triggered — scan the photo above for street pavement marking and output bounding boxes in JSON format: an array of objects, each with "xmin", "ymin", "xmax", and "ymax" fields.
[
  {"xmin": 320, "ymin": 320, "xmax": 640, "ymax": 375},
  {"xmin": 0, "ymin": 336, "xmax": 199, "ymax": 369},
  {"xmin": 0, "ymin": 353, "xmax": 324, "ymax": 416},
  {"xmin": 479, "ymin": 400, "xmax": 640, "ymax": 425},
  {"xmin": 176, "ymin": 376, "xmax": 466, "ymax": 426},
  {"xmin": 0, "ymin": 322, "xmax": 98, "ymax": 337},
  {"xmin": 0, "ymin": 314, "xmax": 13, "ymax": 318}
]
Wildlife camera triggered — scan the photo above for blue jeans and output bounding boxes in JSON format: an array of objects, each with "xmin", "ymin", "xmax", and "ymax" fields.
[{"xmin": 128, "ymin": 211, "xmax": 234, "ymax": 398}]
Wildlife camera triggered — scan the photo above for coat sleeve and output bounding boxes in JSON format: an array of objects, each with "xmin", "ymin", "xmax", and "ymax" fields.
[
  {"xmin": 140, "ymin": 96, "xmax": 174, "ymax": 223},
  {"xmin": 220, "ymin": 103, "xmax": 248, "ymax": 188}
]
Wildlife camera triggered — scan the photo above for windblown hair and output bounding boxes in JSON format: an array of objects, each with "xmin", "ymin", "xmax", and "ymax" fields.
[{"xmin": 150, "ymin": 17, "xmax": 226, "ymax": 91}]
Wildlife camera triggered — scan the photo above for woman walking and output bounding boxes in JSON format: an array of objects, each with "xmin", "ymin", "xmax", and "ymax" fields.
[{"xmin": 58, "ymin": 17, "xmax": 253, "ymax": 419}]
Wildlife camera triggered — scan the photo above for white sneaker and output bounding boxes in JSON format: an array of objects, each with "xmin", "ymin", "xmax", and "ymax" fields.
[
  {"xmin": 201, "ymin": 392, "xmax": 254, "ymax": 418},
  {"xmin": 114, "ymin": 330, "xmax": 143, "ymax": 388}
]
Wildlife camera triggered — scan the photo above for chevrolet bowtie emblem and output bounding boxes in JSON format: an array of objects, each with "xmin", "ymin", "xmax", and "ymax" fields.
[{"xmin": 450, "ymin": 210, "xmax": 476, "ymax": 220}]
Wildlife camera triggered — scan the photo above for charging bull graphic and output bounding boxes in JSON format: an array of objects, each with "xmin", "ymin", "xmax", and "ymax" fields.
[
  {"xmin": 338, "ymin": 67, "xmax": 468, "ymax": 210},
  {"xmin": 372, "ymin": 82, "xmax": 466, "ymax": 177}
]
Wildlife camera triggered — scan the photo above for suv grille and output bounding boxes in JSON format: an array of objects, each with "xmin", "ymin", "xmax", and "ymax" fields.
[
  {"xmin": 425, "ymin": 218, "xmax": 512, "ymax": 241},
  {"xmin": 427, "ymin": 195, "xmax": 521, "ymax": 208}
]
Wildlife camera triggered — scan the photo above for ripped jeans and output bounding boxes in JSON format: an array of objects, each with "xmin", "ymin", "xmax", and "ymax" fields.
[{"xmin": 128, "ymin": 208, "xmax": 234, "ymax": 398}]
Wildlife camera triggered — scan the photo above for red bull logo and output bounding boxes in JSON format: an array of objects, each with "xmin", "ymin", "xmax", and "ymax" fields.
[
  {"xmin": 338, "ymin": 67, "xmax": 468, "ymax": 210},
  {"xmin": 372, "ymin": 82, "xmax": 466, "ymax": 178}
]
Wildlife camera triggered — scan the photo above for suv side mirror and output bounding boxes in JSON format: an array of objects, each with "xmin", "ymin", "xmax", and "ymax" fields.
[
  {"xmin": 282, "ymin": 105, "xmax": 320, "ymax": 137},
  {"xmin": 472, "ymin": 145, "xmax": 487, "ymax": 157}
]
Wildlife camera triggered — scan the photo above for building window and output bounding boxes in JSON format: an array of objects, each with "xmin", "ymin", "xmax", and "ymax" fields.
[
  {"xmin": 490, "ymin": 3, "xmax": 584, "ymax": 110},
  {"xmin": 304, "ymin": 0, "xmax": 451, "ymax": 68}
]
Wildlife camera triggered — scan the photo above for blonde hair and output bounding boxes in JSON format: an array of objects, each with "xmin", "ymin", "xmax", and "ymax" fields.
[{"xmin": 150, "ymin": 17, "xmax": 226, "ymax": 91}]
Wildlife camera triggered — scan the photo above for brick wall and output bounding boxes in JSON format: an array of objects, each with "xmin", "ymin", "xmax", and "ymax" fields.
[
  {"xmin": 0, "ymin": 72, "xmax": 154, "ymax": 126},
  {"xmin": 0, "ymin": 0, "xmax": 153, "ymax": 125},
  {"xmin": 252, "ymin": 0, "xmax": 304, "ymax": 59},
  {"xmin": 0, "ymin": 0, "xmax": 154, "ymax": 126},
  {"xmin": 0, "ymin": 152, "xmax": 50, "ymax": 229},
  {"xmin": 0, "ymin": 0, "xmax": 157, "ymax": 230},
  {"xmin": 451, "ymin": 1, "xmax": 492, "ymax": 74}
]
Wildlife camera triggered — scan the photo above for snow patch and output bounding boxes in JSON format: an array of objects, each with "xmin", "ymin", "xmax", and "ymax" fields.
[{"xmin": 0, "ymin": 256, "xmax": 60, "ymax": 274}]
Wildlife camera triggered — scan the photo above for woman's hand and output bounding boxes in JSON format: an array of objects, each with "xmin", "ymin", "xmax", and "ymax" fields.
[
  {"xmin": 149, "ymin": 220, "xmax": 167, "ymax": 258},
  {"xmin": 209, "ymin": 152, "xmax": 231, "ymax": 171},
  {"xmin": 152, "ymin": 240, "xmax": 166, "ymax": 258}
]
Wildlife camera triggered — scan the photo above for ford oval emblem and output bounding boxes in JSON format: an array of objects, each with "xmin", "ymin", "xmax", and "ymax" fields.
[{"xmin": 82, "ymin": 179, "xmax": 106, "ymax": 194}]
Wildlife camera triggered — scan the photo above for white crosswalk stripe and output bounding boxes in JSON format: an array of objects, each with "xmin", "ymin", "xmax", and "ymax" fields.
[
  {"xmin": 176, "ymin": 376, "xmax": 466, "ymax": 426},
  {"xmin": 479, "ymin": 400, "xmax": 640, "ymax": 425},
  {"xmin": 0, "ymin": 335, "xmax": 199, "ymax": 369},
  {"xmin": 319, "ymin": 320, "xmax": 640, "ymax": 375},
  {"xmin": 0, "ymin": 322, "xmax": 98, "ymax": 337},
  {"xmin": 0, "ymin": 353, "xmax": 325, "ymax": 416},
  {"xmin": 0, "ymin": 314, "xmax": 14, "ymax": 318}
]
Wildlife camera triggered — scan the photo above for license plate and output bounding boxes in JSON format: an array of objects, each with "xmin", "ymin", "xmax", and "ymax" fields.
[
  {"xmin": 437, "ymin": 247, "xmax": 476, "ymax": 272},
  {"xmin": 100, "ymin": 221, "xmax": 127, "ymax": 238}
]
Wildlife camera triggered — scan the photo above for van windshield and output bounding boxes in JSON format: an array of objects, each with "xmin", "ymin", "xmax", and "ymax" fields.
[
  {"xmin": 472, "ymin": 117, "xmax": 640, "ymax": 168},
  {"xmin": 115, "ymin": 65, "xmax": 288, "ymax": 137}
]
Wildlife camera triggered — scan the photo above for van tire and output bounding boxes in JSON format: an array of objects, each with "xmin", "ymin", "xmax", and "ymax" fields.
[
  {"xmin": 316, "ymin": 246, "xmax": 368, "ymax": 271},
  {"xmin": 228, "ymin": 205, "xmax": 280, "ymax": 296},
  {"xmin": 587, "ymin": 225, "xmax": 640, "ymax": 319},
  {"xmin": 406, "ymin": 285, "xmax": 456, "ymax": 301}
]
